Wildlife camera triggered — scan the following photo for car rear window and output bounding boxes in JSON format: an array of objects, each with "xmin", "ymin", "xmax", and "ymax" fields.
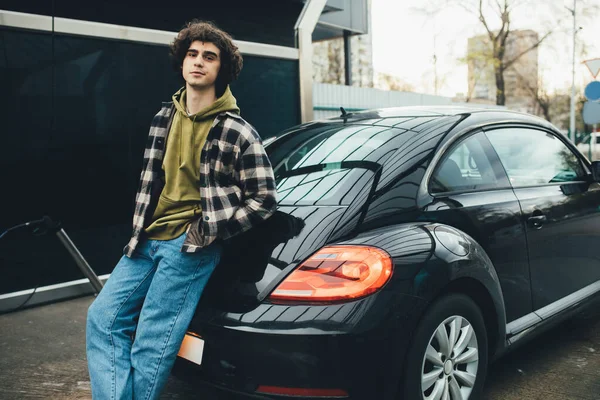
[{"xmin": 266, "ymin": 124, "xmax": 411, "ymax": 206}]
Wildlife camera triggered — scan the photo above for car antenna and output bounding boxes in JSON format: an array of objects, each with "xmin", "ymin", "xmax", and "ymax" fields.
[{"xmin": 340, "ymin": 107, "xmax": 352, "ymax": 120}]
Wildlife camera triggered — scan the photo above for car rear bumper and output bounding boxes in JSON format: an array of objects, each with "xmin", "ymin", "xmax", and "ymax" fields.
[{"xmin": 173, "ymin": 293, "xmax": 427, "ymax": 399}]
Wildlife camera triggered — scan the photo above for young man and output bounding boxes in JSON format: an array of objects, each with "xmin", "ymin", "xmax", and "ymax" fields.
[{"xmin": 86, "ymin": 20, "xmax": 277, "ymax": 399}]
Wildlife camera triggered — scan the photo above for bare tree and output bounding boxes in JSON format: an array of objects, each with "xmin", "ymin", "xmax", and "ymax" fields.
[
  {"xmin": 471, "ymin": 0, "xmax": 550, "ymax": 105},
  {"xmin": 417, "ymin": 0, "xmax": 558, "ymax": 105},
  {"xmin": 415, "ymin": 0, "xmax": 599, "ymax": 106},
  {"xmin": 532, "ymin": 84, "xmax": 551, "ymax": 122},
  {"xmin": 513, "ymin": 69, "xmax": 550, "ymax": 120},
  {"xmin": 545, "ymin": 91, "xmax": 587, "ymax": 133}
]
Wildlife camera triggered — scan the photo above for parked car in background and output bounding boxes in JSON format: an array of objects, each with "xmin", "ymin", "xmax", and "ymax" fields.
[{"xmin": 174, "ymin": 107, "xmax": 600, "ymax": 400}]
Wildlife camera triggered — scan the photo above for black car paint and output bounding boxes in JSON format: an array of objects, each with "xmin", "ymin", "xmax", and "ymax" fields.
[
  {"xmin": 510, "ymin": 180, "xmax": 600, "ymax": 309},
  {"xmin": 182, "ymin": 293, "xmax": 427, "ymax": 400},
  {"xmin": 337, "ymin": 222, "xmax": 506, "ymax": 359},
  {"xmin": 176, "ymin": 108, "xmax": 600, "ymax": 399},
  {"xmin": 478, "ymin": 124, "xmax": 600, "ymax": 311},
  {"xmin": 187, "ymin": 225, "xmax": 443, "ymax": 399},
  {"xmin": 421, "ymin": 190, "xmax": 529, "ymax": 323}
]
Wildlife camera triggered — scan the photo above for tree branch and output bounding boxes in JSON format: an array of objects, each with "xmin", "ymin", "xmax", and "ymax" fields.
[
  {"xmin": 479, "ymin": 0, "xmax": 496, "ymax": 42},
  {"xmin": 514, "ymin": 69, "xmax": 538, "ymax": 98},
  {"xmin": 499, "ymin": 6, "xmax": 510, "ymax": 51},
  {"xmin": 504, "ymin": 30, "xmax": 552, "ymax": 69},
  {"xmin": 451, "ymin": 0, "xmax": 478, "ymax": 16},
  {"xmin": 514, "ymin": 69, "xmax": 550, "ymax": 120},
  {"xmin": 498, "ymin": 14, "xmax": 507, "ymax": 42},
  {"xmin": 495, "ymin": 0, "xmax": 504, "ymax": 17}
]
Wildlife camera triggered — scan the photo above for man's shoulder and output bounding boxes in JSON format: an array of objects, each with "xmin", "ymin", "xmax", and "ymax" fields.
[
  {"xmin": 218, "ymin": 111, "xmax": 253, "ymax": 131},
  {"xmin": 159, "ymin": 101, "xmax": 175, "ymax": 113},
  {"xmin": 150, "ymin": 102, "xmax": 175, "ymax": 125},
  {"xmin": 216, "ymin": 112, "xmax": 261, "ymax": 146}
]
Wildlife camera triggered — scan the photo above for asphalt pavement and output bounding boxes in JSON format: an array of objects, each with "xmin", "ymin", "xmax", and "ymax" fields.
[{"xmin": 0, "ymin": 295, "xmax": 598, "ymax": 400}]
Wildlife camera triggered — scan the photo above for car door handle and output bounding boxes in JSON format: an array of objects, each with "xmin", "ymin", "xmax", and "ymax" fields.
[{"xmin": 528, "ymin": 215, "xmax": 547, "ymax": 229}]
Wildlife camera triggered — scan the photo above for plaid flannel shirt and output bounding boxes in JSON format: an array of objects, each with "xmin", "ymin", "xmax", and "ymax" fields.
[{"xmin": 124, "ymin": 102, "xmax": 278, "ymax": 257}]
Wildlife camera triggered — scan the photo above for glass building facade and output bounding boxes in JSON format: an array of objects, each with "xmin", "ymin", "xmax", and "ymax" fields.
[{"xmin": 0, "ymin": 3, "xmax": 301, "ymax": 295}]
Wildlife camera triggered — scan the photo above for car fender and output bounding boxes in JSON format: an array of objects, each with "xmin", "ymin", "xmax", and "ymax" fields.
[{"xmin": 340, "ymin": 222, "xmax": 507, "ymax": 356}]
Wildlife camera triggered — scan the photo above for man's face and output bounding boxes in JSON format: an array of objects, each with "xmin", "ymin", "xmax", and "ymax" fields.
[{"xmin": 182, "ymin": 41, "xmax": 221, "ymax": 91}]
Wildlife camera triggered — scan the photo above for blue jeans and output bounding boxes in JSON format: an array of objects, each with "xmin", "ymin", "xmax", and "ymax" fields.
[{"xmin": 86, "ymin": 233, "xmax": 221, "ymax": 400}]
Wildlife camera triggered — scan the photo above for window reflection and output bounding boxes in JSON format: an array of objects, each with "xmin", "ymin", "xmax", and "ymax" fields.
[
  {"xmin": 269, "ymin": 124, "xmax": 409, "ymax": 206},
  {"xmin": 272, "ymin": 125, "xmax": 399, "ymax": 176},
  {"xmin": 486, "ymin": 128, "xmax": 585, "ymax": 187},
  {"xmin": 377, "ymin": 116, "xmax": 461, "ymax": 189},
  {"xmin": 363, "ymin": 116, "xmax": 463, "ymax": 225}
]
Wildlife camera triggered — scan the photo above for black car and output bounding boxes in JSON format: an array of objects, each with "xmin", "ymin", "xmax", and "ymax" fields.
[{"xmin": 173, "ymin": 107, "xmax": 600, "ymax": 400}]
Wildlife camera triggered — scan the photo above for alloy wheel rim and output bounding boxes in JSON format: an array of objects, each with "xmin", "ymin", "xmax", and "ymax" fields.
[{"xmin": 420, "ymin": 315, "xmax": 479, "ymax": 400}]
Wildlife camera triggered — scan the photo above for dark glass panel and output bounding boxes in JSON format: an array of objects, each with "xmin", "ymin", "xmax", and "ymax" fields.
[
  {"xmin": 0, "ymin": 31, "xmax": 182, "ymax": 293},
  {"xmin": 0, "ymin": 28, "xmax": 54, "ymax": 228},
  {"xmin": 1, "ymin": 29, "xmax": 301, "ymax": 294},
  {"xmin": 231, "ymin": 56, "xmax": 300, "ymax": 139},
  {"xmin": 0, "ymin": 28, "xmax": 59, "ymax": 293}
]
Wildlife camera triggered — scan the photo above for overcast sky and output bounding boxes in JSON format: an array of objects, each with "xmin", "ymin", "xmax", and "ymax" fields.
[{"xmin": 371, "ymin": 0, "xmax": 600, "ymax": 98}]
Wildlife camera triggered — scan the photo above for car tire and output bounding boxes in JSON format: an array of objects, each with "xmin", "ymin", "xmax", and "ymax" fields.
[{"xmin": 401, "ymin": 293, "xmax": 488, "ymax": 400}]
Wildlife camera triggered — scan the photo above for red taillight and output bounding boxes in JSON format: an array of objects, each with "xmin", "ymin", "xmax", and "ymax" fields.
[
  {"xmin": 256, "ymin": 385, "xmax": 348, "ymax": 397},
  {"xmin": 269, "ymin": 245, "xmax": 393, "ymax": 302}
]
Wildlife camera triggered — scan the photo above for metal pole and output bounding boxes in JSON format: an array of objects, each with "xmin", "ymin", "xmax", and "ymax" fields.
[
  {"xmin": 590, "ymin": 128, "xmax": 594, "ymax": 161},
  {"xmin": 593, "ymin": 125, "xmax": 598, "ymax": 161},
  {"xmin": 343, "ymin": 30, "xmax": 352, "ymax": 86},
  {"xmin": 55, "ymin": 229, "xmax": 104, "ymax": 295},
  {"xmin": 295, "ymin": 0, "xmax": 328, "ymax": 123},
  {"xmin": 569, "ymin": 0, "xmax": 577, "ymax": 142}
]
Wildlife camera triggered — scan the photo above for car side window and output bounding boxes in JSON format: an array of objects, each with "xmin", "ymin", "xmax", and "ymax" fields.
[
  {"xmin": 486, "ymin": 128, "xmax": 585, "ymax": 187},
  {"xmin": 430, "ymin": 132, "xmax": 501, "ymax": 194}
]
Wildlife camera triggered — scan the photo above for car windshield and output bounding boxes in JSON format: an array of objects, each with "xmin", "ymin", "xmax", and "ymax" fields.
[{"xmin": 266, "ymin": 124, "xmax": 412, "ymax": 206}]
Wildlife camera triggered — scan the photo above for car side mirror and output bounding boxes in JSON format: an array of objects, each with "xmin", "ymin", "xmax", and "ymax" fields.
[{"xmin": 592, "ymin": 161, "xmax": 600, "ymax": 182}]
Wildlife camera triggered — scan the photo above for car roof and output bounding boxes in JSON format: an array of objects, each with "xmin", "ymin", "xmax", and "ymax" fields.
[{"xmin": 324, "ymin": 106, "xmax": 556, "ymax": 131}]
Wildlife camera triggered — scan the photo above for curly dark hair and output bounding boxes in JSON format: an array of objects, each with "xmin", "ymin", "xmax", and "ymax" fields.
[{"xmin": 170, "ymin": 20, "xmax": 243, "ymax": 96}]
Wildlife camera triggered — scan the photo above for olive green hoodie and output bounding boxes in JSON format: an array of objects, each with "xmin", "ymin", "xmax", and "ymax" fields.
[{"xmin": 145, "ymin": 86, "xmax": 240, "ymax": 240}]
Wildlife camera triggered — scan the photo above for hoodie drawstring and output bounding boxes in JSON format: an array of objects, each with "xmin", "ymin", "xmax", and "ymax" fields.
[
  {"xmin": 191, "ymin": 114, "xmax": 197, "ymax": 161},
  {"xmin": 178, "ymin": 113, "xmax": 183, "ymax": 168}
]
